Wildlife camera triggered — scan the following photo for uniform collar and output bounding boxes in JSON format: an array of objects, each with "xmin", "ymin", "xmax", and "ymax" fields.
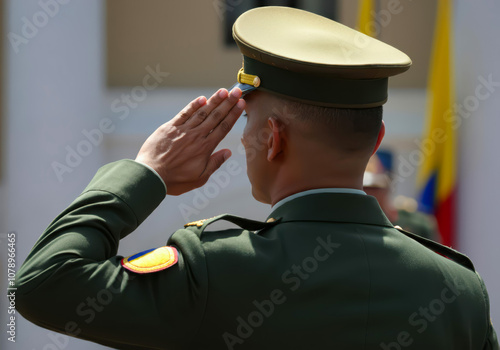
[
  {"xmin": 272, "ymin": 188, "xmax": 366, "ymax": 211},
  {"xmin": 267, "ymin": 192, "xmax": 393, "ymax": 228}
]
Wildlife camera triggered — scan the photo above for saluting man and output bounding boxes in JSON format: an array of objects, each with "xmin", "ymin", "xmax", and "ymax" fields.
[{"xmin": 16, "ymin": 7, "xmax": 498, "ymax": 350}]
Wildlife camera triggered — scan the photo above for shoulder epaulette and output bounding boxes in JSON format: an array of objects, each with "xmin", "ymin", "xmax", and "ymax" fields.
[
  {"xmin": 395, "ymin": 226, "xmax": 475, "ymax": 271},
  {"xmin": 184, "ymin": 214, "xmax": 281, "ymax": 236}
]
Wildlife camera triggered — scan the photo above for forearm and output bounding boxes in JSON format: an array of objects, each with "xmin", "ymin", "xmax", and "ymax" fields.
[{"xmin": 15, "ymin": 160, "xmax": 166, "ymax": 346}]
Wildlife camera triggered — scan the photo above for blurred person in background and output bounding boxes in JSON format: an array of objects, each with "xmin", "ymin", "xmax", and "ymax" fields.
[{"xmin": 364, "ymin": 151, "xmax": 441, "ymax": 242}]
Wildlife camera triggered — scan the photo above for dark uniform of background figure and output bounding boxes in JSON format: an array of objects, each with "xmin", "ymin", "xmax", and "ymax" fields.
[
  {"xmin": 363, "ymin": 151, "xmax": 441, "ymax": 242},
  {"xmin": 15, "ymin": 6, "xmax": 498, "ymax": 350},
  {"xmin": 394, "ymin": 194, "xmax": 440, "ymax": 241}
]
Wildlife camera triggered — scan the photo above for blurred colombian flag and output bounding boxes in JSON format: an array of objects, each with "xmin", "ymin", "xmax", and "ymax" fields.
[
  {"xmin": 357, "ymin": 0, "xmax": 456, "ymax": 246},
  {"xmin": 416, "ymin": 0, "xmax": 456, "ymax": 247},
  {"xmin": 357, "ymin": 0, "xmax": 376, "ymax": 37}
]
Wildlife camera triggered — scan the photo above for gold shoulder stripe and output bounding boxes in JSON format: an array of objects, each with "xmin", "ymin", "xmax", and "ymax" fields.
[
  {"xmin": 184, "ymin": 219, "xmax": 206, "ymax": 227},
  {"xmin": 184, "ymin": 216, "xmax": 219, "ymax": 228}
]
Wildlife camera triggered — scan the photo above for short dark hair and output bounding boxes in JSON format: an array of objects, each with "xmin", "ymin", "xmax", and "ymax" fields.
[{"xmin": 274, "ymin": 97, "xmax": 383, "ymax": 154}]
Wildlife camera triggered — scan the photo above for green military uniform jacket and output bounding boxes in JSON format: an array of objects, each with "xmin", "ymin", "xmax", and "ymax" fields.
[
  {"xmin": 394, "ymin": 209, "xmax": 440, "ymax": 242},
  {"xmin": 16, "ymin": 160, "xmax": 499, "ymax": 349}
]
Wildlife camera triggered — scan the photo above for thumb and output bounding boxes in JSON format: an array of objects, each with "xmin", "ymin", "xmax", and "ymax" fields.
[{"xmin": 204, "ymin": 149, "xmax": 231, "ymax": 178}]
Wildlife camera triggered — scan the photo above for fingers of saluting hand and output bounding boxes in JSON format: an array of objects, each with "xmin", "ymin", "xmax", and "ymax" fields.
[
  {"xmin": 207, "ymin": 93, "xmax": 245, "ymax": 141},
  {"xmin": 170, "ymin": 95, "xmax": 208, "ymax": 126},
  {"xmin": 186, "ymin": 88, "xmax": 231, "ymax": 128},
  {"xmin": 171, "ymin": 88, "xmax": 245, "ymax": 138},
  {"xmin": 193, "ymin": 88, "xmax": 244, "ymax": 132}
]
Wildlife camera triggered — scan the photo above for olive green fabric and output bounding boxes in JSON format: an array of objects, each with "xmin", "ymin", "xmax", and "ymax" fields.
[
  {"xmin": 16, "ymin": 160, "xmax": 498, "ymax": 349},
  {"xmin": 242, "ymin": 56, "xmax": 389, "ymax": 108}
]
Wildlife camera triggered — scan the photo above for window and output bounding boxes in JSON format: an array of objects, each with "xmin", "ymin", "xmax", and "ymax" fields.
[{"xmin": 223, "ymin": 0, "xmax": 338, "ymax": 46}]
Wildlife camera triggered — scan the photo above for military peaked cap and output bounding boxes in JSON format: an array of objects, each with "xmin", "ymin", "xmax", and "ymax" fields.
[{"xmin": 231, "ymin": 6, "xmax": 412, "ymax": 108}]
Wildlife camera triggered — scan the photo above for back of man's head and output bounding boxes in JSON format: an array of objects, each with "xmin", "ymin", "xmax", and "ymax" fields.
[
  {"xmin": 242, "ymin": 91, "xmax": 385, "ymax": 203},
  {"xmin": 276, "ymin": 96, "xmax": 383, "ymax": 155},
  {"xmin": 257, "ymin": 93, "xmax": 384, "ymax": 164}
]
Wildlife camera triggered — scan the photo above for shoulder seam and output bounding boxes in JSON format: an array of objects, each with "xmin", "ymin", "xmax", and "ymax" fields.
[
  {"xmin": 184, "ymin": 229, "xmax": 210, "ymax": 345},
  {"xmin": 355, "ymin": 227, "xmax": 372, "ymax": 348},
  {"xmin": 169, "ymin": 229, "xmax": 210, "ymax": 346},
  {"xmin": 395, "ymin": 227, "xmax": 475, "ymax": 271},
  {"xmin": 476, "ymin": 272, "xmax": 492, "ymax": 348}
]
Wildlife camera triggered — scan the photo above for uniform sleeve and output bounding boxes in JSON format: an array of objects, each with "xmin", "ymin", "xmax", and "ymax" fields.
[
  {"xmin": 478, "ymin": 273, "xmax": 500, "ymax": 350},
  {"xmin": 15, "ymin": 160, "xmax": 208, "ymax": 350},
  {"xmin": 484, "ymin": 321, "xmax": 499, "ymax": 350}
]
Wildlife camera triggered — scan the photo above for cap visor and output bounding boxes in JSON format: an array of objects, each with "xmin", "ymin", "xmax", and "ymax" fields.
[{"xmin": 229, "ymin": 82, "xmax": 257, "ymax": 96}]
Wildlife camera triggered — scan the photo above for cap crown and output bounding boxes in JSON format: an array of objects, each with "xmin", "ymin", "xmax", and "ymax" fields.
[{"xmin": 232, "ymin": 6, "xmax": 412, "ymax": 107}]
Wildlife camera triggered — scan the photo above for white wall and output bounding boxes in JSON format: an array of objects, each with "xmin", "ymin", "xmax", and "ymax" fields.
[
  {"xmin": 2, "ymin": 1, "xmax": 107, "ymax": 349},
  {"xmin": 455, "ymin": 0, "xmax": 500, "ymax": 328}
]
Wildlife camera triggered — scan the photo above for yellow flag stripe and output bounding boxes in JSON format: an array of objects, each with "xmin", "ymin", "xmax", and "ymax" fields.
[
  {"xmin": 417, "ymin": 0, "xmax": 455, "ymax": 201},
  {"xmin": 357, "ymin": 0, "xmax": 375, "ymax": 37}
]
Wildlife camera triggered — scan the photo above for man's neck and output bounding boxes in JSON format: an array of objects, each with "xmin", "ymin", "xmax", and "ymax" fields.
[
  {"xmin": 269, "ymin": 173, "xmax": 365, "ymax": 206},
  {"xmin": 272, "ymin": 187, "xmax": 366, "ymax": 209}
]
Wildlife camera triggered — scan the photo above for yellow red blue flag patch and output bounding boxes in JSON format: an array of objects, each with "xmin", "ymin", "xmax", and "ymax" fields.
[{"xmin": 121, "ymin": 246, "xmax": 178, "ymax": 274}]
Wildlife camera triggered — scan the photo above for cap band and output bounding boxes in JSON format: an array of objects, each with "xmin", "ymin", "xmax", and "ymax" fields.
[{"xmin": 242, "ymin": 56, "xmax": 388, "ymax": 108}]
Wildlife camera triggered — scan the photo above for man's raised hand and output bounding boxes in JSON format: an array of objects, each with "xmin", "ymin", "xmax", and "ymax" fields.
[{"xmin": 135, "ymin": 88, "xmax": 245, "ymax": 195}]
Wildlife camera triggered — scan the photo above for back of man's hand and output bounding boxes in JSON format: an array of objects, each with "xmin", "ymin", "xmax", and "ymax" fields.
[{"xmin": 135, "ymin": 88, "xmax": 245, "ymax": 196}]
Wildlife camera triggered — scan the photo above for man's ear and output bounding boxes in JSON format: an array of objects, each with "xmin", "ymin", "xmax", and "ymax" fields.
[
  {"xmin": 267, "ymin": 117, "xmax": 283, "ymax": 161},
  {"xmin": 372, "ymin": 121, "xmax": 386, "ymax": 155}
]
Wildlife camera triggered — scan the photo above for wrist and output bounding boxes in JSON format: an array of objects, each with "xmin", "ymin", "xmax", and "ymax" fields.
[{"xmin": 134, "ymin": 160, "xmax": 167, "ymax": 193}]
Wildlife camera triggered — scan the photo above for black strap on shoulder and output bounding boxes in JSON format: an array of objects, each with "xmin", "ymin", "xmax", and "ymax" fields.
[
  {"xmin": 184, "ymin": 214, "xmax": 281, "ymax": 236},
  {"xmin": 396, "ymin": 227, "xmax": 475, "ymax": 271},
  {"xmin": 211, "ymin": 214, "xmax": 281, "ymax": 231}
]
